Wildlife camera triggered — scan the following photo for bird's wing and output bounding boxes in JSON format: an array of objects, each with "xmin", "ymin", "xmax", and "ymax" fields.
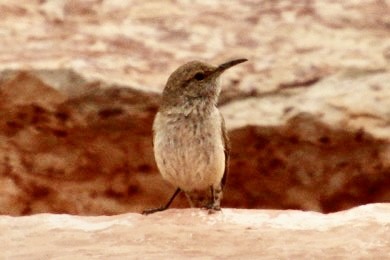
[
  {"xmin": 151, "ymin": 111, "xmax": 160, "ymax": 148},
  {"xmin": 220, "ymin": 114, "xmax": 230, "ymax": 189}
]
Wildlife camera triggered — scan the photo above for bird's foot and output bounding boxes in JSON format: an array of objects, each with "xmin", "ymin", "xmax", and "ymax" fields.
[
  {"xmin": 204, "ymin": 185, "xmax": 222, "ymax": 214},
  {"xmin": 207, "ymin": 207, "xmax": 221, "ymax": 215},
  {"xmin": 142, "ymin": 188, "xmax": 181, "ymax": 215},
  {"xmin": 204, "ymin": 202, "xmax": 221, "ymax": 214}
]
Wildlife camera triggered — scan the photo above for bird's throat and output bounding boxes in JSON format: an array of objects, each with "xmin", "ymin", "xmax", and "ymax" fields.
[{"xmin": 163, "ymin": 96, "xmax": 216, "ymax": 118}]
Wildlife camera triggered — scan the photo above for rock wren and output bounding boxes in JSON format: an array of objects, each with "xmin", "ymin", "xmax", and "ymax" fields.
[{"xmin": 143, "ymin": 58, "xmax": 247, "ymax": 214}]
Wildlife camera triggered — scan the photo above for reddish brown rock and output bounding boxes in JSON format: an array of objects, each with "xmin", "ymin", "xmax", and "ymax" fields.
[
  {"xmin": 0, "ymin": 1, "xmax": 389, "ymax": 215},
  {"xmin": 0, "ymin": 68, "xmax": 389, "ymax": 216},
  {"xmin": 223, "ymin": 71, "xmax": 390, "ymax": 213},
  {"xmin": 0, "ymin": 71, "xmax": 162, "ymax": 215}
]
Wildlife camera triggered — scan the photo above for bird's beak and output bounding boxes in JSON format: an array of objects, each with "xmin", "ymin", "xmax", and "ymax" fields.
[{"xmin": 214, "ymin": 58, "xmax": 248, "ymax": 74}]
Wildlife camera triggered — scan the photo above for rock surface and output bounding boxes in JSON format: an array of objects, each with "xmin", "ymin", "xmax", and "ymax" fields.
[
  {"xmin": 0, "ymin": 1, "xmax": 389, "ymax": 215},
  {"xmin": 1, "ymin": 204, "xmax": 390, "ymax": 259}
]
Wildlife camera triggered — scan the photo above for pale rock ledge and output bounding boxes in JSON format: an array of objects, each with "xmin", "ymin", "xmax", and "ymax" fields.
[{"xmin": 1, "ymin": 203, "xmax": 389, "ymax": 259}]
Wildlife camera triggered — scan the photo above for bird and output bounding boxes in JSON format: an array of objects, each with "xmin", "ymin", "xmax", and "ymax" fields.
[{"xmin": 143, "ymin": 58, "xmax": 247, "ymax": 214}]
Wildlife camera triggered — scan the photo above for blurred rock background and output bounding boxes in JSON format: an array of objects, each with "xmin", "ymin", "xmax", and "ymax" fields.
[{"xmin": 0, "ymin": 0, "xmax": 389, "ymax": 215}]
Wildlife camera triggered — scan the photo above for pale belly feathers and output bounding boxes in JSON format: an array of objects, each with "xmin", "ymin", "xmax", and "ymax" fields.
[{"xmin": 153, "ymin": 109, "xmax": 225, "ymax": 192}]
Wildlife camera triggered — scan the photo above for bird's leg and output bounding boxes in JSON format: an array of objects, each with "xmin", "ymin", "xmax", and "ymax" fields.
[
  {"xmin": 184, "ymin": 192, "xmax": 196, "ymax": 208},
  {"xmin": 142, "ymin": 188, "xmax": 181, "ymax": 215},
  {"xmin": 206, "ymin": 185, "xmax": 222, "ymax": 213}
]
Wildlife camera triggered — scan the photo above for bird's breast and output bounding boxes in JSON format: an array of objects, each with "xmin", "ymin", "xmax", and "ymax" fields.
[{"xmin": 153, "ymin": 108, "xmax": 225, "ymax": 191}]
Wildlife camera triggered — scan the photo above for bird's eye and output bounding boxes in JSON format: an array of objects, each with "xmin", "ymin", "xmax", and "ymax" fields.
[{"xmin": 194, "ymin": 72, "xmax": 205, "ymax": 81}]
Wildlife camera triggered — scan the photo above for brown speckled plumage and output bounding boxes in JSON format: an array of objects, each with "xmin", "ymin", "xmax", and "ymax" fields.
[{"xmin": 143, "ymin": 59, "xmax": 247, "ymax": 214}]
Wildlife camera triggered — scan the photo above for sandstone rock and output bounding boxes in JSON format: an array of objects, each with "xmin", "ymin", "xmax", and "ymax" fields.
[
  {"xmin": 0, "ymin": 0, "xmax": 389, "ymax": 93},
  {"xmin": 0, "ymin": 70, "xmax": 161, "ymax": 215},
  {"xmin": 1, "ymin": 204, "xmax": 389, "ymax": 259},
  {"xmin": 223, "ymin": 70, "xmax": 390, "ymax": 212},
  {"xmin": 0, "ymin": 67, "xmax": 388, "ymax": 215},
  {"xmin": 0, "ymin": 0, "xmax": 389, "ymax": 215}
]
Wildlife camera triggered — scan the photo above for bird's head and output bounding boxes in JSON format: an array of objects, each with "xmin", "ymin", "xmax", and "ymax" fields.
[{"xmin": 160, "ymin": 58, "xmax": 247, "ymax": 111}]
